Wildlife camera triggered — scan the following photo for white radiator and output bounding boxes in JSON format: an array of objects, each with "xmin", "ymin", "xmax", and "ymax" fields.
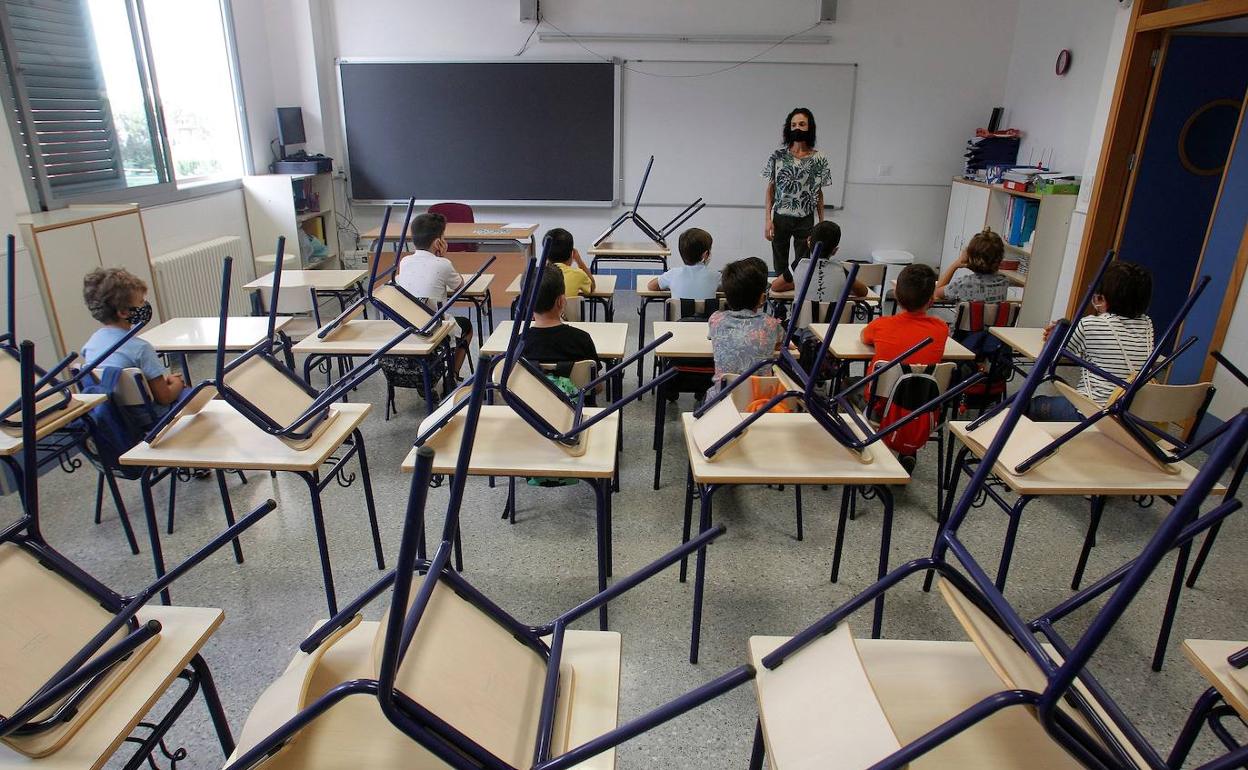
[{"xmin": 152, "ymin": 237, "xmax": 254, "ymax": 318}]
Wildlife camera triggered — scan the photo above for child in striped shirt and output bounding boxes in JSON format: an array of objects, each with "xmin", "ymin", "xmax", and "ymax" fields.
[{"xmin": 1029, "ymin": 261, "xmax": 1154, "ymax": 421}]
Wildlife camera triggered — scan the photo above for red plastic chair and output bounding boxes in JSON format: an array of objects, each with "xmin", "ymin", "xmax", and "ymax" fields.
[{"xmin": 427, "ymin": 202, "xmax": 476, "ymax": 252}]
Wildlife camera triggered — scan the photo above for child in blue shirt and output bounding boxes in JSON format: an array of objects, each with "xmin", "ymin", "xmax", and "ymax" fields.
[
  {"xmin": 82, "ymin": 267, "xmax": 183, "ymax": 424},
  {"xmin": 646, "ymin": 227, "xmax": 719, "ymax": 300}
]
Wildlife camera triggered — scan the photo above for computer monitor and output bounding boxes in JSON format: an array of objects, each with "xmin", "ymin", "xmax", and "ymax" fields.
[{"xmin": 276, "ymin": 107, "xmax": 306, "ymax": 147}]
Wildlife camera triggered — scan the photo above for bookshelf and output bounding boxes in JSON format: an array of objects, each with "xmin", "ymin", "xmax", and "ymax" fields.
[
  {"xmin": 242, "ymin": 173, "xmax": 341, "ymax": 273},
  {"xmin": 940, "ymin": 178, "xmax": 1076, "ymax": 326}
]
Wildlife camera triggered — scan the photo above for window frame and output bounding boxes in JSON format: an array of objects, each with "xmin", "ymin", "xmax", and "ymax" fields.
[{"xmin": 0, "ymin": 0, "xmax": 252, "ymax": 212}]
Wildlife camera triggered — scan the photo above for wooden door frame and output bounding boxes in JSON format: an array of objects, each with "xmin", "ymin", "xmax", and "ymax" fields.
[{"xmin": 1066, "ymin": 0, "xmax": 1248, "ymax": 376}]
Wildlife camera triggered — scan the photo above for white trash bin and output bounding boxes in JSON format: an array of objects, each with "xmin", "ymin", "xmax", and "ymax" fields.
[
  {"xmin": 254, "ymin": 252, "xmax": 310, "ymax": 314},
  {"xmin": 871, "ymin": 249, "xmax": 915, "ymax": 313}
]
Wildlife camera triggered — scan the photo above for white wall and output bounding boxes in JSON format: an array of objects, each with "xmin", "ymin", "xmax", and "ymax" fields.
[
  {"xmin": 1002, "ymin": 0, "xmax": 1122, "ymax": 173},
  {"xmin": 290, "ymin": 0, "xmax": 1022, "ymax": 266}
]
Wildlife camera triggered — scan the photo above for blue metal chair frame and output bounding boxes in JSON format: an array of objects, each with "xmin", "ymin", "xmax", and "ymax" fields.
[
  {"xmin": 753, "ymin": 322, "xmax": 1248, "ymax": 770},
  {"xmin": 1, "ymin": 340, "xmax": 280, "ymax": 768},
  {"xmin": 133, "ymin": 242, "xmax": 387, "ymax": 615},
  {"xmin": 415, "ymin": 237, "xmax": 675, "ymax": 455},
  {"xmin": 225, "ymin": 334, "xmax": 755, "ymax": 770},
  {"xmin": 966, "ymin": 251, "xmax": 1234, "ymax": 476},
  {"xmin": 590, "ymin": 154, "xmax": 704, "ymax": 255},
  {"xmin": 315, "ymin": 200, "xmax": 496, "ymax": 342}
]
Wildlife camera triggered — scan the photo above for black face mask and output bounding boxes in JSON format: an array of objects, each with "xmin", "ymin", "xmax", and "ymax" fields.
[
  {"xmin": 789, "ymin": 128, "xmax": 810, "ymax": 144},
  {"xmin": 127, "ymin": 302, "xmax": 153, "ymax": 326}
]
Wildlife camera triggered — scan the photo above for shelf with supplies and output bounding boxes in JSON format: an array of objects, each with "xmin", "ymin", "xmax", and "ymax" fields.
[
  {"xmin": 243, "ymin": 172, "xmax": 342, "ymax": 272},
  {"xmin": 941, "ymin": 177, "xmax": 1075, "ymax": 327}
]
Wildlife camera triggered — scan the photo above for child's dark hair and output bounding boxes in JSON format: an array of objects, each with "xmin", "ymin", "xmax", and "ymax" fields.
[
  {"xmin": 722, "ymin": 257, "xmax": 768, "ymax": 311},
  {"xmin": 1099, "ymin": 261, "xmax": 1152, "ymax": 319},
  {"xmin": 781, "ymin": 107, "xmax": 817, "ymax": 147},
  {"xmin": 894, "ymin": 264, "xmax": 937, "ymax": 312},
  {"xmin": 534, "ymin": 265, "xmax": 566, "ymax": 314},
  {"xmin": 409, "ymin": 213, "xmax": 446, "ymax": 249},
  {"xmin": 83, "ymin": 267, "xmax": 146, "ymax": 323},
  {"xmin": 678, "ymin": 228, "xmax": 712, "ymax": 265},
  {"xmin": 809, "ymin": 220, "xmax": 841, "ymax": 258},
  {"xmin": 544, "ymin": 228, "xmax": 574, "ymax": 264},
  {"xmin": 965, "ymin": 229, "xmax": 1005, "ymax": 274}
]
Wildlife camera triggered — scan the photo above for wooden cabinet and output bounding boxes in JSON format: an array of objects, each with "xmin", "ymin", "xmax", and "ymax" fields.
[
  {"xmin": 939, "ymin": 179, "xmax": 1076, "ymax": 327},
  {"xmin": 242, "ymin": 173, "xmax": 341, "ymax": 273},
  {"xmin": 18, "ymin": 205, "xmax": 160, "ymax": 357}
]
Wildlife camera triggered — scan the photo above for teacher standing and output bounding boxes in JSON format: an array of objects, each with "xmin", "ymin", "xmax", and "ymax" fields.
[{"xmin": 762, "ymin": 108, "xmax": 833, "ymax": 280}]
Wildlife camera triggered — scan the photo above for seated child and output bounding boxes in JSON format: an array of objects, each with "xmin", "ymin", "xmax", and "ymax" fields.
[
  {"xmin": 647, "ymin": 227, "xmax": 719, "ymax": 301},
  {"xmin": 770, "ymin": 221, "xmax": 868, "ymax": 302},
  {"xmin": 82, "ymin": 267, "xmax": 184, "ymax": 427},
  {"xmin": 1029, "ymin": 260, "xmax": 1154, "ymax": 421},
  {"xmin": 394, "ymin": 212, "xmax": 474, "ymax": 374},
  {"xmin": 707, "ymin": 257, "xmax": 783, "ymax": 393},
  {"xmin": 934, "ymin": 228, "xmax": 1011, "ymax": 304},
  {"xmin": 522, "ymin": 265, "xmax": 599, "ymax": 367},
  {"xmin": 860, "ymin": 264, "xmax": 948, "ymax": 471},
  {"xmin": 545, "ymin": 227, "xmax": 595, "ymax": 299}
]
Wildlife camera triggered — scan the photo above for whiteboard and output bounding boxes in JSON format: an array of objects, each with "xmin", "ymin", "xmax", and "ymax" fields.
[{"xmin": 622, "ymin": 60, "xmax": 856, "ymax": 209}]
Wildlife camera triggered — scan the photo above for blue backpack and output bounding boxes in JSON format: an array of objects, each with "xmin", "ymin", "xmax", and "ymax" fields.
[{"xmin": 77, "ymin": 367, "xmax": 149, "ymax": 470}]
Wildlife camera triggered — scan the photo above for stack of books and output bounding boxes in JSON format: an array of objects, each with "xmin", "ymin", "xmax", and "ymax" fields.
[
  {"xmin": 963, "ymin": 133, "xmax": 1020, "ymax": 177},
  {"xmin": 1003, "ymin": 196, "xmax": 1040, "ymax": 254}
]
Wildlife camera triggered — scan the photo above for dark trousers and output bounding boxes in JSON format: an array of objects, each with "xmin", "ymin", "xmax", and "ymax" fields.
[{"xmin": 770, "ymin": 212, "xmax": 814, "ymax": 279}]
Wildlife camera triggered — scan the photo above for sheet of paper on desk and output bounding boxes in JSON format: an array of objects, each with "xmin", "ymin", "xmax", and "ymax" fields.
[{"xmin": 502, "ymin": 223, "xmax": 536, "ymax": 229}]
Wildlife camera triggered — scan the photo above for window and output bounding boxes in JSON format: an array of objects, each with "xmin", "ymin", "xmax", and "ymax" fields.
[{"xmin": 0, "ymin": 0, "xmax": 246, "ymax": 210}]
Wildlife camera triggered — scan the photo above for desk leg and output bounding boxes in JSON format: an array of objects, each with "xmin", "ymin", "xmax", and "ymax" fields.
[
  {"xmin": 794, "ymin": 484, "xmax": 803, "ymax": 541},
  {"xmin": 871, "ymin": 485, "xmax": 895, "ymax": 639},
  {"xmin": 1070, "ymin": 495, "xmax": 1107, "ymax": 590},
  {"xmin": 484, "ymin": 289, "xmax": 495, "ymax": 333},
  {"xmin": 594, "ymin": 479, "xmax": 610, "ymax": 631},
  {"xmin": 637, "ymin": 299, "xmax": 649, "ymax": 390},
  {"xmin": 604, "ymin": 478, "xmax": 613, "ymax": 577},
  {"xmin": 749, "ymin": 719, "xmax": 766, "ymax": 770},
  {"xmin": 924, "ymin": 447, "xmax": 972, "ymax": 593},
  {"xmin": 680, "ymin": 462, "xmax": 694, "ymax": 582},
  {"xmin": 178, "ymin": 353, "xmax": 192, "ymax": 383},
  {"xmin": 1152, "ymin": 539, "xmax": 1193, "ymax": 671},
  {"xmin": 213, "ymin": 470, "xmax": 244, "ymax": 563},
  {"xmin": 140, "ymin": 467, "xmax": 171, "ymax": 605},
  {"xmin": 689, "ymin": 482, "xmax": 718, "ymax": 664},
  {"xmin": 653, "ymin": 372, "xmax": 667, "ymax": 490},
  {"xmin": 830, "ymin": 484, "xmax": 852, "ymax": 583},
  {"xmin": 278, "ymin": 331, "xmax": 295, "ymax": 370},
  {"xmin": 995, "ymin": 495, "xmax": 1034, "ymax": 593},
  {"xmin": 300, "ymin": 470, "xmax": 338, "ymax": 615},
  {"xmin": 353, "ymin": 429, "xmax": 385, "ymax": 570}
]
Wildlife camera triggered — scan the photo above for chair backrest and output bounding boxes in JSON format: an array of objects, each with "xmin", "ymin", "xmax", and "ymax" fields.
[
  {"xmin": 492, "ymin": 357, "xmax": 578, "ymax": 438},
  {"xmin": 0, "ymin": 351, "xmax": 70, "ymax": 434},
  {"xmin": 845, "ymin": 261, "xmax": 887, "ymax": 289},
  {"xmin": 428, "ymin": 202, "xmax": 475, "ymax": 252},
  {"xmin": 796, "ymin": 299, "xmax": 857, "ymax": 329},
  {"xmin": 371, "ymin": 284, "xmax": 436, "ymax": 331},
  {"xmin": 665, "ymin": 296, "xmax": 721, "ymax": 321},
  {"xmin": 874, "ymin": 360, "xmax": 955, "ymax": 400},
  {"xmin": 954, "ymin": 300, "xmax": 1020, "ymax": 333},
  {"xmin": 1118, "ymin": 381, "xmax": 1213, "ymax": 438},
  {"xmin": 539, "ymin": 359, "xmax": 597, "ymax": 389},
  {"xmin": 220, "ymin": 354, "xmax": 339, "ymax": 450},
  {"xmin": 114, "ymin": 367, "xmax": 154, "ymax": 408},
  {"xmin": 562, "ymin": 295, "xmax": 583, "ymax": 323}
]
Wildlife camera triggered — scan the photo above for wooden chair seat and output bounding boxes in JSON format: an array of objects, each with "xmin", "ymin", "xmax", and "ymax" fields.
[
  {"xmin": 1053, "ymin": 381, "xmax": 1178, "ymax": 474},
  {"xmin": 1182, "ymin": 639, "xmax": 1248, "ymax": 720},
  {"xmin": 750, "ymin": 625, "xmax": 1083, "ymax": 769},
  {"xmin": 689, "ymin": 394, "xmax": 749, "ymax": 460},
  {"xmin": 0, "ymin": 544, "xmax": 222, "ymax": 766},
  {"xmin": 229, "ymin": 610, "xmax": 622, "ymax": 769},
  {"xmin": 221, "ymin": 356, "xmax": 338, "ymax": 451},
  {"xmin": 0, "ymin": 355, "xmax": 73, "ymax": 438},
  {"xmin": 371, "ymin": 284, "xmax": 435, "ymax": 331},
  {"xmin": 490, "ymin": 359, "xmax": 586, "ymax": 457}
]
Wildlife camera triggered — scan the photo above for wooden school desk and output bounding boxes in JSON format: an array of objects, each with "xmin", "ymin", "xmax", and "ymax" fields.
[
  {"xmin": 943, "ymin": 419, "xmax": 1221, "ymax": 593},
  {"xmin": 292, "ymin": 319, "xmax": 455, "ymax": 412},
  {"xmin": 768, "ymin": 288, "xmax": 883, "ymax": 321},
  {"xmin": 587, "ymin": 240, "xmax": 670, "ymax": 273},
  {"xmin": 0, "ymin": 605, "xmax": 223, "ymax": 770},
  {"xmin": 633, "ymin": 276, "xmax": 723, "ymax": 389},
  {"xmin": 454, "ymin": 272, "xmax": 495, "ymax": 337},
  {"xmin": 505, "ymin": 273, "xmax": 617, "ymax": 322},
  {"xmin": 0, "ymin": 393, "xmax": 103, "ymax": 511},
  {"xmin": 364, "ymin": 222, "xmax": 539, "ymax": 256},
  {"xmin": 807, "ymin": 322, "xmax": 976, "ymax": 362},
  {"xmin": 121, "ymin": 400, "xmax": 383, "ymax": 615},
  {"xmin": 1182, "ymin": 639, "xmax": 1248, "ymax": 719},
  {"xmin": 403, "ymin": 404, "xmax": 620, "ymax": 630},
  {"xmin": 244, "ymin": 268, "xmax": 367, "ymax": 317},
  {"xmin": 989, "ymin": 326, "xmax": 1047, "ymax": 360},
  {"xmin": 682, "ymin": 412, "xmax": 910, "ymax": 663},
  {"xmin": 650, "ymin": 321, "xmax": 714, "ymax": 489},
  {"xmin": 141, "ymin": 316, "xmax": 294, "ymax": 382}
]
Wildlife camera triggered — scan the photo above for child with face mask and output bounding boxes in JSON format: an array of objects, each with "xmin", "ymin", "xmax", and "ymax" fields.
[
  {"xmin": 646, "ymin": 227, "xmax": 719, "ymax": 300},
  {"xmin": 82, "ymin": 267, "xmax": 184, "ymax": 422},
  {"xmin": 1028, "ymin": 261, "xmax": 1155, "ymax": 421}
]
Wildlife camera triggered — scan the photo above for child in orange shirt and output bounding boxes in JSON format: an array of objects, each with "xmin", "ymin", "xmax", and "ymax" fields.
[{"xmin": 860, "ymin": 264, "xmax": 948, "ymax": 471}]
